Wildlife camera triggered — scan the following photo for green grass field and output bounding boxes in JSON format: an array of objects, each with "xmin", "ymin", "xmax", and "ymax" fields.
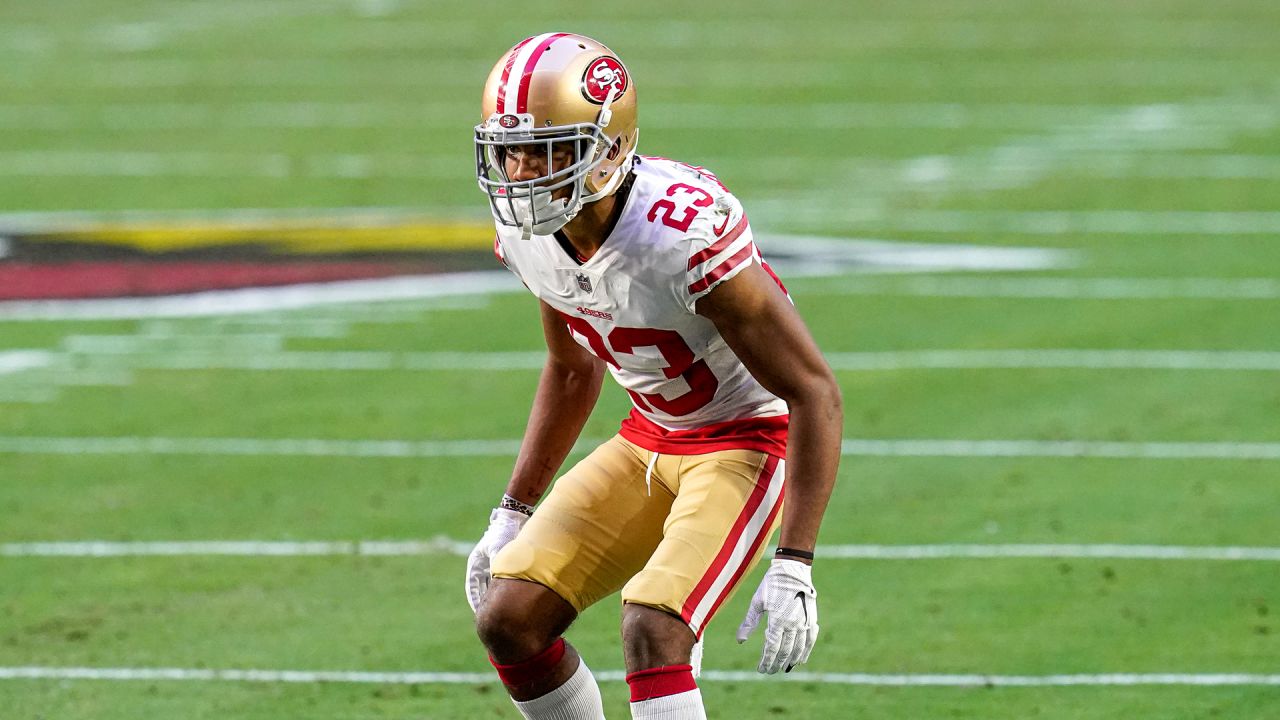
[{"xmin": 2, "ymin": 0, "xmax": 1280, "ymax": 718}]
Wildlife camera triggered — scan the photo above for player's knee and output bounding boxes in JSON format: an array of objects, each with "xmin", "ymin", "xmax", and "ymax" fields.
[
  {"xmin": 475, "ymin": 598, "xmax": 537, "ymax": 659},
  {"xmin": 622, "ymin": 604, "xmax": 694, "ymax": 669},
  {"xmin": 475, "ymin": 581, "xmax": 573, "ymax": 662}
]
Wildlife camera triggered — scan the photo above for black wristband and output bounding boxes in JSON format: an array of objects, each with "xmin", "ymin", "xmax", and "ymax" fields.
[
  {"xmin": 500, "ymin": 494, "xmax": 535, "ymax": 517},
  {"xmin": 775, "ymin": 546, "xmax": 815, "ymax": 561}
]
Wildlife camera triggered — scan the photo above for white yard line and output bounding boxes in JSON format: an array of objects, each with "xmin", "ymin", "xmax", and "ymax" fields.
[
  {"xmin": 0, "ymin": 666, "xmax": 1276, "ymax": 687},
  {"xmin": 815, "ymin": 544, "xmax": 1280, "ymax": 561},
  {"xmin": 838, "ymin": 440, "xmax": 1280, "ymax": 460},
  {"xmin": 0, "ymin": 540, "xmax": 474, "ymax": 558},
  {"xmin": 800, "ymin": 276, "xmax": 1280, "ymax": 300},
  {"xmin": 824, "ymin": 350, "xmax": 1280, "ymax": 371},
  {"xmin": 0, "ymin": 436, "xmax": 1276, "ymax": 460},
  {"xmin": 0, "ymin": 272, "xmax": 523, "ymax": 321},
  {"xmin": 0, "ymin": 436, "xmax": 526, "ymax": 457},
  {"xmin": 0, "ymin": 350, "xmax": 53, "ymax": 374},
  {"xmin": 6, "ymin": 541, "xmax": 1280, "ymax": 562}
]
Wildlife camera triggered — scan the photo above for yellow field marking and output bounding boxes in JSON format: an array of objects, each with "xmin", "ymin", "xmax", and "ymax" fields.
[{"xmin": 35, "ymin": 221, "xmax": 493, "ymax": 253}]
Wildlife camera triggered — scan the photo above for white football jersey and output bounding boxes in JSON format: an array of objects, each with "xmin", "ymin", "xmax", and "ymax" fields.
[{"xmin": 494, "ymin": 156, "xmax": 789, "ymax": 457}]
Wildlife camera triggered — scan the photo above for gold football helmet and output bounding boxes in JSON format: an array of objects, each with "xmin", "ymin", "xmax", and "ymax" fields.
[{"xmin": 475, "ymin": 33, "xmax": 639, "ymax": 237}]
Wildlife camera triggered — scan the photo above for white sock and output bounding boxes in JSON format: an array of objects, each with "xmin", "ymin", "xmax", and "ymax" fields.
[
  {"xmin": 630, "ymin": 688, "xmax": 707, "ymax": 719},
  {"xmin": 512, "ymin": 657, "xmax": 605, "ymax": 720}
]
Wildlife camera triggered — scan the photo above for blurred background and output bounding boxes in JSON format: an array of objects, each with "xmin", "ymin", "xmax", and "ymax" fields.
[{"xmin": 1, "ymin": 0, "xmax": 1278, "ymax": 718}]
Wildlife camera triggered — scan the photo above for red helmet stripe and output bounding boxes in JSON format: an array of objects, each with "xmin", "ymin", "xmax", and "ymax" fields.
[
  {"xmin": 495, "ymin": 36, "xmax": 535, "ymax": 115},
  {"xmin": 515, "ymin": 32, "xmax": 572, "ymax": 114}
]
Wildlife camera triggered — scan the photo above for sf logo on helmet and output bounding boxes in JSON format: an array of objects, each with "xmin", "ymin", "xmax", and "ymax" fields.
[{"xmin": 581, "ymin": 56, "xmax": 628, "ymax": 104}]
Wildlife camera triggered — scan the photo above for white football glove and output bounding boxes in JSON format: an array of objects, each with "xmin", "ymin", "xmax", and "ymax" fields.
[
  {"xmin": 464, "ymin": 508, "xmax": 529, "ymax": 613},
  {"xmin": 736, "ymin": 558, "xmax": 819, "ymax": 674}
]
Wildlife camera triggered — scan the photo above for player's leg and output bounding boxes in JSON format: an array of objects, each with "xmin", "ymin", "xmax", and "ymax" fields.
[
  {"xmin": 620, "ymin": 450, "xmax": 785, "ymax": 719},
  {"xmin": 479, "ymin": 435, "xmax": 673, "ymax": 718},
  {"xmin": 476, "ymin": 578, "xmax": 581, "ymax": 701}
]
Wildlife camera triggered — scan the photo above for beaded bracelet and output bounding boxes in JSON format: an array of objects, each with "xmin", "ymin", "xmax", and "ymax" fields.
[{"xmin": 500, "ymin": 494, "xmax": 535, "ymax": 517}]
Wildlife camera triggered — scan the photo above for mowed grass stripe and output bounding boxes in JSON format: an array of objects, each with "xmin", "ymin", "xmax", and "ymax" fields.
[
  {"xmin": 1, "ymin": 101, "xmax": 1274, "ymax": 131},
  {"xmin": 818, "ymin": 209, "xmax": 1280, "ymax": 235},
  {"xmin": 32, "ymin": 349, "xmax": 1280, "ymax": 372},
  {"xmin": 4, "ymin": 555, "xmax": 1270, "ymax": 674},
  {"xmin": 798, "ymin": 276, "xmax": 1280, "ymax": 300},
  {"xmin": 2, "ymin": 436, "xmax": 1278, "ymax": 459},
  {"xmin": 6, "ymin": 541, "xmax": 1280, "ymax": 562},
  {"xmin": 2, "ymin": 666, "xmax": 1278, "ymax": 687}
]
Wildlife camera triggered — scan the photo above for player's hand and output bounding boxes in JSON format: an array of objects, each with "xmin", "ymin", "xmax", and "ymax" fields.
[
  {"xmin": 735, "ymin": 558, "xmax": 819, "ymax": 674},
  {"xmin": 464, "ymin": 508, "xmax": 529, "ymax": 613}
]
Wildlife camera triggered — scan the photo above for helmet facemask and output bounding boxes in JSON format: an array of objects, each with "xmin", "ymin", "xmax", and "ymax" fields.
[{"xmin": 475, "ymin": 118, "xmax": 612, "ymax": 238}]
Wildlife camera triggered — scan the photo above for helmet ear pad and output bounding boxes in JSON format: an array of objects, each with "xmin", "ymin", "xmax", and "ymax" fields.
[{"xmin": 584, "ymin": 128, "xmax": 638, "ymax": 196}]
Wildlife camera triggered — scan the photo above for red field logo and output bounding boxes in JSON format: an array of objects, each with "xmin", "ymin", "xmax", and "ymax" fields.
[
  {"xmin": 582, "ymin": 56, "xmax": 628, "ymax": 104},
  {"xmin": 499, "ymin": 114, "xmax": 520, "ymax": 129}
]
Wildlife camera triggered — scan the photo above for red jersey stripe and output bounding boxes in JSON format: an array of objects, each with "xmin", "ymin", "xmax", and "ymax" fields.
[
  {"xmin": 760, "ymin": 258, "xmax": 788, "ymax": 295},
  {"xmin": 686, "ymin": 214, "xmax": 749, "ymax": 270},
  {"xmin": 516, "ymin": 33, "xmax": 571, "ymax": 114},
  {"xmin": 687, "ymin": 242, "xmax": 755, "ymax": 295},
  {"xmin": 495, "ymin": 36, "xmax": 535, "ymax": 115}
]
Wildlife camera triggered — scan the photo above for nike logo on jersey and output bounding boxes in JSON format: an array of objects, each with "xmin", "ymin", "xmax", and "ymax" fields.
[{"xmin": 712, "ymin": 213, "xmax": 731, "ymax": 237}]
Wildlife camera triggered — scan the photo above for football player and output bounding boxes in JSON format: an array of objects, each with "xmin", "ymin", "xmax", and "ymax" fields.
[{"xmin": 466, "ymin": 32, "xmax": 842, "ymax": 720}]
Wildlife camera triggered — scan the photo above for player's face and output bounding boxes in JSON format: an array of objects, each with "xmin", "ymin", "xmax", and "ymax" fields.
[{"xmin": 503, "ymin": 142, "xmax": 576, "ymax": 197}]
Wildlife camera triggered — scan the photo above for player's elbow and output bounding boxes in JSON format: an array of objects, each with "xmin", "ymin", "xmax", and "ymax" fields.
[
  {"xmin": 546, "ymin": 353, "xmax": 605, "ymax": 390},
  {"xmin": 783, "ymin": 366, "xmax": 843, "ymax": 422}
]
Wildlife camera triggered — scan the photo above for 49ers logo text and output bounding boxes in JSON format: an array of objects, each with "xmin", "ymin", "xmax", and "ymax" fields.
[{"xmin": 582, "ymin": 56, "xmax": 628, "ymax": 104}]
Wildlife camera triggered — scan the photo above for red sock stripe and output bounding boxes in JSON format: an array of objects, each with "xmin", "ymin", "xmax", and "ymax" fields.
[
  {"xmin": 626, "ymin": 664, "xmax": 697, "ymax": 702},
  {"xmin": 490, "ymin": 638, "xmax": 566, "ymax": 688}
]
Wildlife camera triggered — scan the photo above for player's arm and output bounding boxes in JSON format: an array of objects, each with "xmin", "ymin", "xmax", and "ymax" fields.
[
  {"xmin": 696, "ymin": 264, "xmax": 842, "ymax": 555},
  {"xmin": 465, "ymin": 300, "xmax": 605, "ymax": 612},
  {"xmin": 505, "ymin": 299, "xmax": 607, "ymax": 505},
  {"xmin": 697, "ymin": 263, "xmax": 841, "ymax": 671}
]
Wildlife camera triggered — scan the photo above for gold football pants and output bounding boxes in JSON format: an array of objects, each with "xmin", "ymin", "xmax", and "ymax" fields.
[{"xmin": 491, "ymin": 434, "xmax": 785, "ymax": 636}]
